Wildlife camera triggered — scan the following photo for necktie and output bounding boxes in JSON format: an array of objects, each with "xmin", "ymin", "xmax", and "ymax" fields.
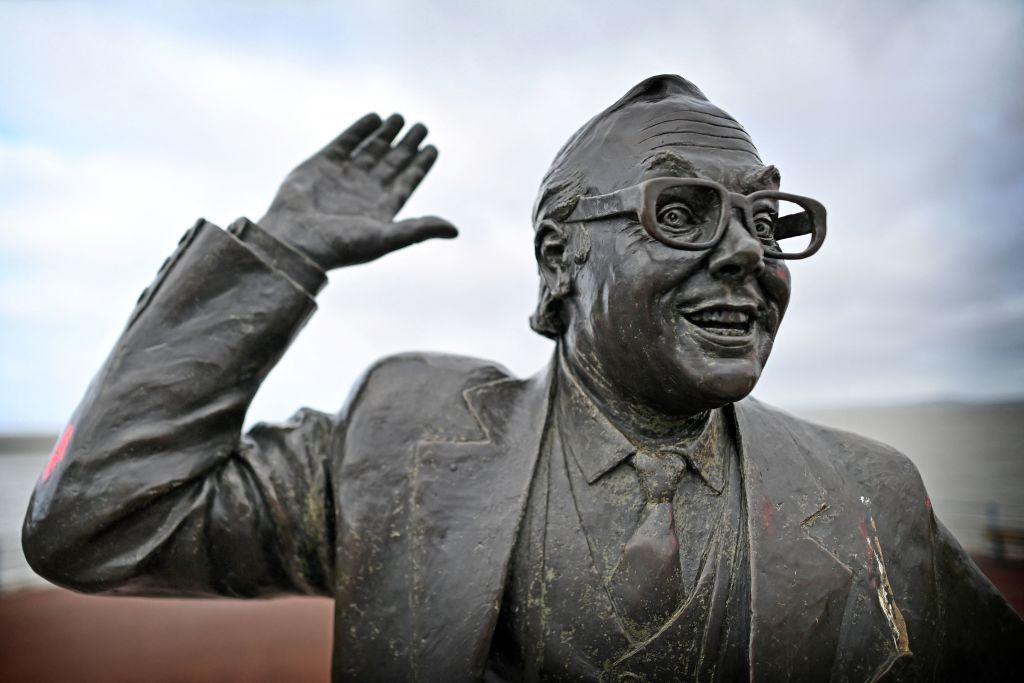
[{"xmin": 607, "ymin": 446, "xmax": 689, "ymax": 640}]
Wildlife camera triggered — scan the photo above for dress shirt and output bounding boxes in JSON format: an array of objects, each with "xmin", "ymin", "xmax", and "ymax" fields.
[{"xmin": 488, "ymin": 354, "xmax": 750, "ymax": 681}]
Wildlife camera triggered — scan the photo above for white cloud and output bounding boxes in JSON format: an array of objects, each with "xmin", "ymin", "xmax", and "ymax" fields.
[{"xmin": 1, "ymin": 0, "xmax": 1022, "ymax": 429}]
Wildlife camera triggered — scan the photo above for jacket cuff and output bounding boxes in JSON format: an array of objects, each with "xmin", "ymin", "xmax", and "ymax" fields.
[{"xmin": 228, "ymin": 217, "xmax": 327, "ymax": 296}]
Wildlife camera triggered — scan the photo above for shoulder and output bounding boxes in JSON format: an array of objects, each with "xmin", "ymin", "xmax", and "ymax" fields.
[
  {"xmin": 339, "ymin": 351, "xmax": 513, "ymax": 433},
  {"xmin": 738, "ymin": 398, "xmax": 938, "ymax": 602},
  {"xmin": 738, "ymin": 397, "xmax": 928, "ymax": 501},
  {"xmin": 345, "ymin": 351, "xmax": 512, "ymax": 405}
]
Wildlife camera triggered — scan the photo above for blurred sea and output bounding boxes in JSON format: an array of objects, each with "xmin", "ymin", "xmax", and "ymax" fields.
[
  {"xmin": 3, "ymin": 401, "xmax": 1022, "ymax": 591},
  {"xmin": 1, "ymin": 440, "xmax": 52, "ymax": 592},
  {"xmin": 802, "ymin": 400, "xmax": 1024, "ymax": 560}
]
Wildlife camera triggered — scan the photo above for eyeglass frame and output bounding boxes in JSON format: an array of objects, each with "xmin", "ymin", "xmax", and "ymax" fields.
[{"xmin": 562, "ymin": 177, "xmax": 827, "ymax": 260}]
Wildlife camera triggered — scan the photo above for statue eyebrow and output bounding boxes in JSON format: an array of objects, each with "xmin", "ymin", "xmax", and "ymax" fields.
[
  {"xmin": 641, "ymin": 150, "xmax": 699, "ymax": 176},
  {"xmin": 740, "ymin": 165, "xmax": 782, "ymax": 192}
]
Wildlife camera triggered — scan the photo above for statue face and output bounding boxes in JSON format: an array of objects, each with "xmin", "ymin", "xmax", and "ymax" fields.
[{"xmin": 561, "ymin": 106, "xmax": 792, "ymax": 416}]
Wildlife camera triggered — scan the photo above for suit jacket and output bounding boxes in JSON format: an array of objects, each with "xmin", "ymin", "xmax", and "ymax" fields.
[{"xmin": 23, "ymin": 219, "xmax": 1023, "ymax": 681}]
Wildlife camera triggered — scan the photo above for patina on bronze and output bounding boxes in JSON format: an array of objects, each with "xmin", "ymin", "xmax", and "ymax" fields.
[{"xmin": 22, "ymin": 75, "xmax": 1023, "ymax": 681}]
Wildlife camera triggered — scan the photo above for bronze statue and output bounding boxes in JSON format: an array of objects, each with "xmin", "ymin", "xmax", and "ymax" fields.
[{"xmin": 22, "ymin": 75, "xmax": 1023, "ymax": 680}]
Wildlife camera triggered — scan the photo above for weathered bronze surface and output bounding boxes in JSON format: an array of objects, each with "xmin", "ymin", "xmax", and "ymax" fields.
[{"xmin": 22, "ymin": 75, "xmax": 1023, "ymax": 680}]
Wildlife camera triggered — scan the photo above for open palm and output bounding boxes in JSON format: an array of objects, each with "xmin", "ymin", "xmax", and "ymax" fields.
[{"xmin": 260, "ymin": 113, "xmax": 457, "ymax": 270}]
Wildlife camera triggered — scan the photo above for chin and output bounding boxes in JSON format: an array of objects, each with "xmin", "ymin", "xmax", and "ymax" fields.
[
  {"xmin": 660, "ymin": 350, "xmax": 765, "ymax": 411},
  {"xmin": 698, "ymin": 363, "xmax": 762, "ymax": 405},
  {"xmin": 662, "ymin": 319, "xmax": 775, "ymax": 406}
]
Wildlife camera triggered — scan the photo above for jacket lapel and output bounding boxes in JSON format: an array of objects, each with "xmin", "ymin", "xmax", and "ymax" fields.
[
  {"xmin": 410, "ymin": 361, "xmax": 554, "ymax": 681},
  {"xmin": 735, "ymin": 399, "xmax": 855, "ymax": 681},
  {"xmin": 410, "ymin": 379, "xmax": 904, "ymax": 681},
  {"xmin": 738, "ymin": 398, "xmax": 917, "ymax": 681}
]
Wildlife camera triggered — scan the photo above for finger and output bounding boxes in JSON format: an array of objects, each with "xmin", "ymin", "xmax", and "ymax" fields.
[
  {"xmin": 351, "ymin": 114, "xmax": 405, "ymax": 169},
  {"xmin": 370, "ymin": 122, "xmax": 428, "ymax": 182},
  {"xmin": 321, "ymin": 113, "xmax": 382, "ymax": 163},
  {"xmin": 388, "ymin": 145, "xmax": 438, "ymax": 211},
  {"xmin": 383, "ymin": 215, "xmax": 459, "ymax": 252}
]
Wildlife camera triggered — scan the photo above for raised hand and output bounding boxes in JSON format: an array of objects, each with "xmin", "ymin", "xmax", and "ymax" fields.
[{"xmin": 259, "ymin": 113, "xmax": 457, "ymax": 270}]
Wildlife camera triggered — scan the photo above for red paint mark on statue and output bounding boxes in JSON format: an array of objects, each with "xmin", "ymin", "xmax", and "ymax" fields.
[
  {"xmin": 42, "ymin": 424, "xmax": 74, "ymax": 482},
  {"xmin": 924, "ymin": 497, "xmax": 932, "ymax": 512},
  {"xmin": 761, "ymin": 497, "xmax": 775, "ymax": 535}
]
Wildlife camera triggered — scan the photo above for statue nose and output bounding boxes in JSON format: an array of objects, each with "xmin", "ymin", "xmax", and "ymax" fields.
[{"xmin": 708, "ymin": 214, "xmax": 765, "ymax": 281}]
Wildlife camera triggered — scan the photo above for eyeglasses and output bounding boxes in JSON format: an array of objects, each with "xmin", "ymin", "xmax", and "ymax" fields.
[{"xmin": 563, "ymin": 177, "xmax": 827, "ymax": 260}]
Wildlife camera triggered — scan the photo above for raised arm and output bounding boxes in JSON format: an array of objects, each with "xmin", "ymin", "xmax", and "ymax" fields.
[{"xmin": 22, "ymin": 113, "xmax": 455, "ymax": 598}]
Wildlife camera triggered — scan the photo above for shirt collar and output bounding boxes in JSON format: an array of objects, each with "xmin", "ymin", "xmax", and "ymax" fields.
[
  {"xmin": 654, "ymin": 423, "xmax": 726, "ymax": 494},
  {"xmin": 556, "ymin": 354, "xmax": 726, "ymax": 493},
  {"xmin": 557, "ymin": 358, "xmax": 635, "ymax": 484}
]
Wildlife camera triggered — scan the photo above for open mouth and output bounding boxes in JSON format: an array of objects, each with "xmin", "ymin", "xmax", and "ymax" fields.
[{"xmin": 681, "ymin": 306, "xmax": 756, "ymax": 338}]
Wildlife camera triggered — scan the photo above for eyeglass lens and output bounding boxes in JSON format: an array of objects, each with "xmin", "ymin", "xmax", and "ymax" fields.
[
  {"xmin": 762, "ymin": 197, "xmax": 814, "ymax": 256},
  {"xmin": 652, "ymin": 184, "xmax": 723, "ymax": 244},
  {"xmin": 652, "ymin": 185, "xmax": 814, "ymax": 256}
]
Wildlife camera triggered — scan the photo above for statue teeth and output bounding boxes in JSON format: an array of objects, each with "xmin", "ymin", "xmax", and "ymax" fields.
[
  {"xmin": 683, "ymin": 307, "xmax": 755, "ymax": 336},
  {"xmin": 690, "ymin": 309, "xmax": 750, "ymax": 323}
]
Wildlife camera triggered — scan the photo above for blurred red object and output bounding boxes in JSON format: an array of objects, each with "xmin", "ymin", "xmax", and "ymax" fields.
[
  {"xmin": 1, "ymin": 560, "xmax": 1020, "ymax": 682},
  {"xmin": 0, "ymin": 590, "xmax": 332, "ymax": 682}
]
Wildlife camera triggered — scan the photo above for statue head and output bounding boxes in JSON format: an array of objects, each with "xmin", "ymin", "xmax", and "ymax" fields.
[{"xmin": 531, "ymin": 75, "xmax": 825, "ymax": 420}]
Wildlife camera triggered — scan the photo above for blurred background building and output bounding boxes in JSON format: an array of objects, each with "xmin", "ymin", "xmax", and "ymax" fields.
[{"xmin": 1, "ymin": 1, "xmax": 1022, "ymax": 680}]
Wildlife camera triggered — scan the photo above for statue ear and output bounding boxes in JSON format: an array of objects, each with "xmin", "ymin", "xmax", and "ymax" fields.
[{"xmin": 535, "ymin": 219, "xmax": 575, "ymax": 298}]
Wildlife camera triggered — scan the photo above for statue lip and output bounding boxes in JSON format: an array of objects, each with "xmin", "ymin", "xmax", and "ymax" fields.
[{"xmin": 677, "ymin": 301, "xmax": 761, "ymax": 347}]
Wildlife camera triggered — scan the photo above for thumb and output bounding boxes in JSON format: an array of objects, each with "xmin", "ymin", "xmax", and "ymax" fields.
[{"xmin": 384, "ymin": 215, "xmax": 459, "ymax": 250}]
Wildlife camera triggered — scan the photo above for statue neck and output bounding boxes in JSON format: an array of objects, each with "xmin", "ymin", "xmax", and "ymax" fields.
[{"xmin": 557, "ymin": 343, "xmax": 712, "ymax": 447}]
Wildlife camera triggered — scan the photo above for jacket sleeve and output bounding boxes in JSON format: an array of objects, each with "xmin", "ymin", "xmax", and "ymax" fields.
[
  {"xmin": 22, "ymin": 218, "xmax": 338, "ymax": 598},
  {"xmin": 930, "ymin": 516, "xmax": 1024, "ymax": 679}
]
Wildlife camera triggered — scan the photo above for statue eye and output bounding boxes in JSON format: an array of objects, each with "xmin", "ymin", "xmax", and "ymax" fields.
[
  {"xmin": 657, "ymin": 203, "xmax": 696, "ymax": 230},
  {"xmin": 753, "ymin": 213, "xmax": 776, "ymax": 240}
]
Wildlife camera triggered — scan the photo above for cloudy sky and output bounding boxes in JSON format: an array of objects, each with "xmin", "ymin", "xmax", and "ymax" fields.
[{"xmin": 1, "ymin": 0, "xmax": 1022, "ymax": 432}]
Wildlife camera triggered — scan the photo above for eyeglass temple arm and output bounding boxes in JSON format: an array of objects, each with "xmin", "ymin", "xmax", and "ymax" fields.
[
  {"xmin": 775, "ymin": 212, "xmax": 813, "ymax": 240},
  {"xmin": 567, "ymin": 186, "xmax": 642, "ymax": 222}
]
